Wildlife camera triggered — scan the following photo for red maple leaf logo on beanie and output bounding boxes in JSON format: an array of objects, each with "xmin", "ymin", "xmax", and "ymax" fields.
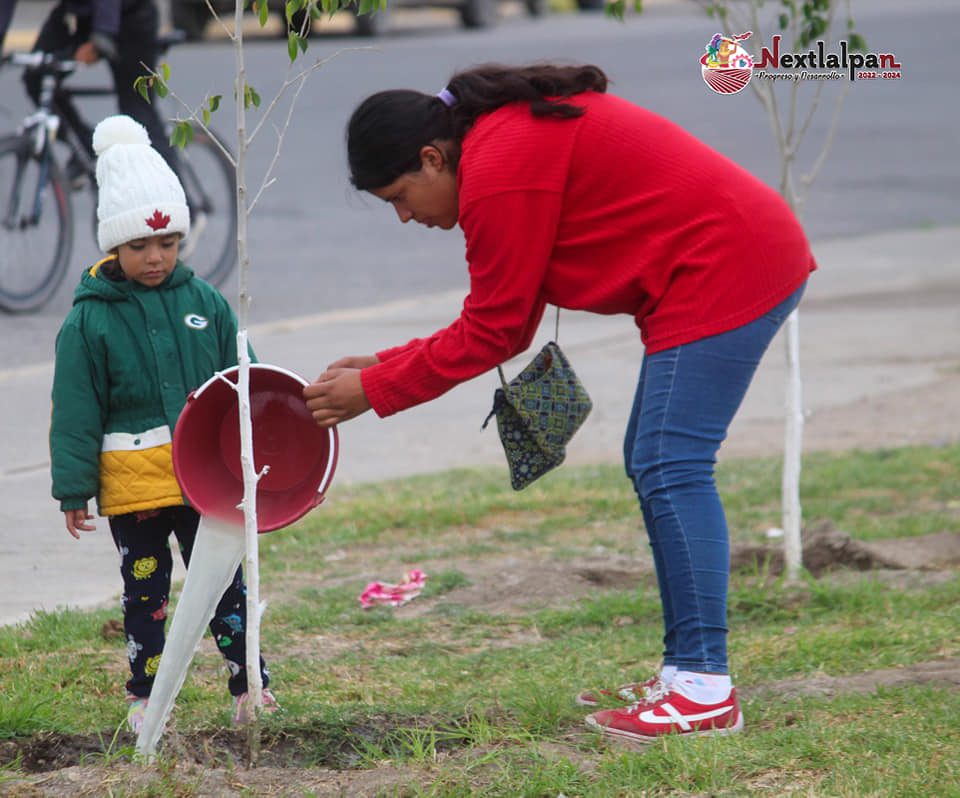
[{"xmin": 145, "ymin": 209, "xmax": 171, "ymax": 231}]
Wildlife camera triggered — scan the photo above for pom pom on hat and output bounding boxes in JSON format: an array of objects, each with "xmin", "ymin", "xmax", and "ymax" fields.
[
  {"xmin": 93, "ymin": 114, "xmax": 150, "ymax": 155},
  {"xmin": 94, "ymin": 114, "xmax": 190, "ymax": 253}
]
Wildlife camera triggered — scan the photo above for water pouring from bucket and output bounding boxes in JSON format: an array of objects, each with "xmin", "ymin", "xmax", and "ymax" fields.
[{"xmin": 136, "ymin": 364, "xmax": 338, "ymax": 757}]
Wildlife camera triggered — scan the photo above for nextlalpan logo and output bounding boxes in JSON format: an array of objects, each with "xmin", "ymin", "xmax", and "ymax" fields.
[{"xmin": 701, "ymin": 31, "xmax": 902, "ymax": 95}]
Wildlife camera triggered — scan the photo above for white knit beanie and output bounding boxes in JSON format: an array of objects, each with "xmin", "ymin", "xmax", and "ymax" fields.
[{"xmin": 94, "ymin": 115, "xmax": 190, "ymax": 252}]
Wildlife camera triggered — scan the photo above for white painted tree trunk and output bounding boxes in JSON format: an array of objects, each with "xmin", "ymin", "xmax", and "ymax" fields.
[
  {"xmin": 232, "ymin": 0, "xmax": 265, "ymax": 760},
  {"xmin": 782, "ymin": 310, "xmax": 804, "ymax": 581},
  {"xmin": 691, "ymin": 0, "xmax": 856, "ymax": 582}
]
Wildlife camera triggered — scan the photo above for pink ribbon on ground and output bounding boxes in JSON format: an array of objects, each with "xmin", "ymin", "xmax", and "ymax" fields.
[{"xmin": 359, "ymin": 569, "xmax": 427, "ymax": 608}]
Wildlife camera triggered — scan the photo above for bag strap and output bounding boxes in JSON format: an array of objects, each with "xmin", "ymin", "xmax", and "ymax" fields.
[{"xmin": 496, "ymin": 306, "xmax": 561, "ymax": 387}]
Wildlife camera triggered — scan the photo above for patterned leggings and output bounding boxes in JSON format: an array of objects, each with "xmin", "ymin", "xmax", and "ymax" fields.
[{"xmin": 109, "ymin": 506, "xmax": 270, "ymax": 698}]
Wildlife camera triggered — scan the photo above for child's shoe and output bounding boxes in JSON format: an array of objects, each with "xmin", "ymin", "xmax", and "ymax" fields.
[
  {"xmin": 232, "ymin": 688, "xmax": 280, "ymax": 726},
  {"xmin": 576, "ymin": 675, "xmax": 666, "ymax": 707},
  {"xmin": 585, "ymin": 687, "xmax": 743, "ymax": 743},
  {"xmin": 126, "ymin": 694, "xmax": 149, "ymax": 735}
]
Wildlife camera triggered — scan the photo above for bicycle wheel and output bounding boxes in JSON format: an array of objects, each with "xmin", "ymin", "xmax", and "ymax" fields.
[
  {"xmin": 176, "ymin": 129, "xmax": 237, "ymax": 289},
  {"xmin": 0, "ymin": 133, "xmax": 74, "ymax": 312}
]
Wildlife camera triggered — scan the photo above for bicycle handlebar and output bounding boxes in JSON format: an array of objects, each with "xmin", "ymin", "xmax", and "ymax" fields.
[
  {"xmin": 1, "ymin": 28, "xmax": 186, "ymax": 73},
  {"xmin": 1, "ymin": 51, "xmax": 78, "ymax": 73}
]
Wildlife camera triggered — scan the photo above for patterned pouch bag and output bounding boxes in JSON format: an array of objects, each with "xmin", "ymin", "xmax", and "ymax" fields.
[{"xmin": 482, "ymin": 340, "xmax": 593, "ymax": 490}]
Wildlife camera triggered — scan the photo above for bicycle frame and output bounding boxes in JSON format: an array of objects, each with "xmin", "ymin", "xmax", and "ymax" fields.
[
  {"xmin": 1, "ymin": 37, "xmax": 236, "ymax": 302},
  {"xmin": 2, "ymin": 53, "xmax": 71, "ymax": 230}
]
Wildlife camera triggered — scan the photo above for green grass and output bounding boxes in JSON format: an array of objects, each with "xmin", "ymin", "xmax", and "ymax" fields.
[{"xmin": 1, "ymin": 444, "xmax": 958, "ymax": 795}]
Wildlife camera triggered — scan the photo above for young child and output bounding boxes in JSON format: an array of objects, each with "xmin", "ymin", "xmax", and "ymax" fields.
[{"xmin": 49, "ymin": 115, "xmax": 277, "ymax": 734}]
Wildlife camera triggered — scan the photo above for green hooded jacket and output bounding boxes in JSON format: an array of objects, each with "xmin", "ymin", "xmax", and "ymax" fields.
[{"xmin": 49, "ymin": 256, "xmax": 251, "ymax": 516}]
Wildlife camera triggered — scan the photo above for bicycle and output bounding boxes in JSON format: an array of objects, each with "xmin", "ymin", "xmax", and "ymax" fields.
[{"xmin": 0, "ymin": 33, "xmax": 237, "ymax": 313}]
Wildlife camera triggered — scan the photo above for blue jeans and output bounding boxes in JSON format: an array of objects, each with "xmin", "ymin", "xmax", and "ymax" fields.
[{"xmin": 624, "ymin": 284, "xmax": 806, "ymax": 674}]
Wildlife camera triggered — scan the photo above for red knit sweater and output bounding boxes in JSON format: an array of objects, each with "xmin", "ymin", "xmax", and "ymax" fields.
[{"xmin": 361, "ymin": 92, "xmax": 815, "ymax": 417}]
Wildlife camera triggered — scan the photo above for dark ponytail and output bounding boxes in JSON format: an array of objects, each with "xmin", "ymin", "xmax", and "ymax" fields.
[{"xmin": 347, "ymin": 63, "xmax": 608, "ymax": 191}]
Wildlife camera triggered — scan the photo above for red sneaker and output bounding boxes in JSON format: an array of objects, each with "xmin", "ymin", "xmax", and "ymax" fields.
[
  {"xmin": 575, "ymin": 675, "xmax": 666, "ymax": 707},
  {"xmin": 585, "ymin": 688, "xmax": 743, "ymax": 742}
]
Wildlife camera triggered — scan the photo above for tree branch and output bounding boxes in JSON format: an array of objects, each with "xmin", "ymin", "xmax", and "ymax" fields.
[
  {"xmin": 249, "ymin": 70, "xmax": 312, "ymax": 212},
  {"xmin": 798, "ymin": 77, "xmax": 851, "ymax": 213},
  {"xmin": 139, "ymin": 63, "xmax": 237, "ymax": 167},
  {"xmin": 248, "ymin": 47, "xmax": 370, "ymax": 145},
  {"xmin": 203, "ymin": 0, "xmax": 236, "ymax": 41}
]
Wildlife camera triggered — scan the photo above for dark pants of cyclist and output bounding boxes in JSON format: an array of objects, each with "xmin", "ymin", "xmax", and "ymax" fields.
[
  {"xmin": 23, "ymin": 0, "xmax": 179, "ymax": 172},
  {"xmin": 109, "ymin": 505, "xmax": 270, "ymax": 699}
]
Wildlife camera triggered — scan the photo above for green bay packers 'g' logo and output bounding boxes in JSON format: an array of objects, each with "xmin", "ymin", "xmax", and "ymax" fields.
[{"xmin": 184, "ymin": 313, "xmax": 209, "ymax": 330}]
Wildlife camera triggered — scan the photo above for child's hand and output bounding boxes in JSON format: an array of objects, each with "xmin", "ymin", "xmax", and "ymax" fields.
[{"xmin": 64, "ymin": 508, "xmax": 96, "ymax": 539}]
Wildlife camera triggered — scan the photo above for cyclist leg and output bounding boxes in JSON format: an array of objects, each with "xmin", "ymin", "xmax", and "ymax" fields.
[
  {"xmin": 24, "ymin": 4, "xmax": 95, "ymax": 157},
  {"xmin": 111, "ymin": 1, "xmax": 181, "ymax": 175}
]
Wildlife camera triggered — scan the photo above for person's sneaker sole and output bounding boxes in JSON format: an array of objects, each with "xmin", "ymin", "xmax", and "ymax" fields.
[{"xmin": 585, "ymin": 708, "xmax": 744, "ymax": 743}]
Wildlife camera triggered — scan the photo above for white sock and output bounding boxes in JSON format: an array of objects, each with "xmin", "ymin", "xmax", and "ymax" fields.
[
  {"xmin": 660, "ymin": 665, "xmax": 678, "ymax": 686},
  {"xmin": 672, "ymin": 670, "xmax": 732, "ymax": 704}
]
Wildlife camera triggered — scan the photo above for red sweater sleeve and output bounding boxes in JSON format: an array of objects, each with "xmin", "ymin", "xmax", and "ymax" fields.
[
  {"xmin": 361, "ymin": 189, "xmax": 559, "ymax": 417},
  {"xmin": 376, "ymin": 337, "xmax": 423, "ymax": 362}
]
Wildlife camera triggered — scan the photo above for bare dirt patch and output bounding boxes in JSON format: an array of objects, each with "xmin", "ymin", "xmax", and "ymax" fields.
[
  {"xmin": 730, "ymin": 524, "xmax": 960, "ymax": 577},
  {"xmin": 755, "ymin": 658, "xmax": 960, "ymax": 700}
]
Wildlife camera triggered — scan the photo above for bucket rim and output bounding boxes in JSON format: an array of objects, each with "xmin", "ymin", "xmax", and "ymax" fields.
[
  {"xmin": 182, "ymin": 363, "xmax": 338, "ymax": 502},
  {"xmin": 191, "ymin": 363, "xmax": 308, "ymax": 399}
]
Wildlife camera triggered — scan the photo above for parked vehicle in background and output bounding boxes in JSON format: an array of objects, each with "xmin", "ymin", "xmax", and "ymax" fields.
[{"xmin": 171, "ymin": 0, "xmax": 552, "ymax": 39}]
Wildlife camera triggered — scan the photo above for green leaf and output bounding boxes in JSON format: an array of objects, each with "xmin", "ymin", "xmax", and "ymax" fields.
[
  {"xmin": 155, "ymin": 80, "xmax": 168, "ymax": 99},
  {"xmin": 604, "ymin": 0, "xmax": 625, "ymax": 21},
  {"xmin": 258, "ymin": 0, "xmax": 269, "ymax": 27},
  {"xmin": 169, "ymin": 121, "xmax": 186, "ymax": 150},
  {"xmin": 243, "ymin": 83, "xmax": 262, "ymax": 109},
  {"xmin": 298, "ymin": 34, "xmax": 308, "ymax": 53},
  {"xmin": 134, "ymin": 76, "xmax": 151, "ymax": 103},
  {"xmin": 202, "ymin": 107, "xmax": 211, "ymax": 127},
  {"xmin": 288, "ymin": 30, "xmax": 298, "ymax": 61},
  {"xmin": 778, "ymin": 12, "xmax": 788, "ymax": 28},
  {"xmin": 209, "ymin": 94, "xmax": 221, "ymax": 112},
  {"xmin": 160, "ymin": 62, "xmax": 170, "ymax": 82}
]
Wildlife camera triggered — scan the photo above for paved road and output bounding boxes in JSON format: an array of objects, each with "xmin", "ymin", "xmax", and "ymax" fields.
[
  {"xmin": 0, "ymin": 0, "xmax": 956, "ymax": 364},
  {"xmin": 1, "ymin": 0, "xmax": 958, "ymax": 625}
]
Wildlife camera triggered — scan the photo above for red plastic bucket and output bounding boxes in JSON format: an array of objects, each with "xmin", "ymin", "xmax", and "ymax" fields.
[{"xmin": 172, "ymin": 364, "xmax": 338, "ymax": 532}]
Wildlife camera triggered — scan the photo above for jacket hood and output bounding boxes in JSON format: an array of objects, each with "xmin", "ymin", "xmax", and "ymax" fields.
[{"xmin": 74, "ymin": 257, "xmax": 194, "ymax": 304}]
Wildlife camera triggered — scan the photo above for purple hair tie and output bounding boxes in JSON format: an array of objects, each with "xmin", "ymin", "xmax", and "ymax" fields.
[{"xmin": 436, "ymin": 87, "xmax": 457, "ymax": 107}]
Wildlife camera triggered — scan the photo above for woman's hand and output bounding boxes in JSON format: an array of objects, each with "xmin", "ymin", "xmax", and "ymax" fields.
[
  {"xmin": 65, "ymin": 507, "xmax": 96, "ymax": 539},
  {"xmin": 327, "ymin": 355, "xmax": 380, "ymax": 370},
  {"xmin": 303, "ymin": 368, "xmax": 372, "ymax": 427}
]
